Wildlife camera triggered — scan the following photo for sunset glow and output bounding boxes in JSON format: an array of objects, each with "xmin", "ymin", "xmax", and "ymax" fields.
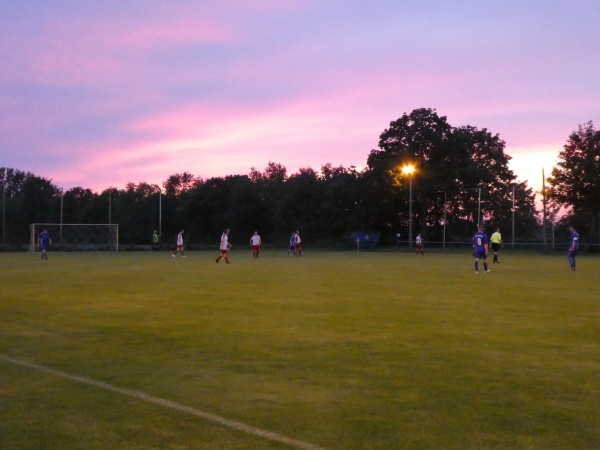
[{"xmin": 1, "ymin": 1, "xmax": 598, "ymax": 193}]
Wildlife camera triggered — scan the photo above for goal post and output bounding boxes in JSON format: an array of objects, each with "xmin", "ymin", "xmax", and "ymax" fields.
[{"xmin": 29, "ymin": 223, "xmax": 119, "ymax": 252}]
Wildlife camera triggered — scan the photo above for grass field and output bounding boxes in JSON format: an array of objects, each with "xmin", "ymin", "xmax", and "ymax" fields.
[{"xmin": 1, "ymin": 249, "xmax": 599, "ymax": 450}]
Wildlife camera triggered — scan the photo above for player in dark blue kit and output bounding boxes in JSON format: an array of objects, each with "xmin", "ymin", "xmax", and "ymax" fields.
[
  {"xmin": 472, "ymin": 225, "xmax": 490, "ymax": 273},
  {"xmin": 38, "ymin": 228, "xmax": 51, "ymax": 260},
  {"xmin": 287, "ymin": 231, "xmax": 296, "ymax": 257},
  {"xmin": 568, "ymin": 226, "xmax": 579, "ymax": 271}
]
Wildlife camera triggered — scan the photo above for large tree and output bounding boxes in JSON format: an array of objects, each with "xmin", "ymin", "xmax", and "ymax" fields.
[
  {"xmin": 0, "ymin": 168, "xmax": 62, "ymax": 245},
  {"xmin": 548, "ymin": 121, "xmax": 600, "ymax": 243},
  {"xmin": 366, "ymin": 108, "xmax": 537, "ymax": 242}
]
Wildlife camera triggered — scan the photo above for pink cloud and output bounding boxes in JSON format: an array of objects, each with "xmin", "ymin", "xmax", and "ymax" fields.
[
  {"xmin": 0, "ymin": 15, "xmax": 236, "ymax": 87},
  {"xmin": 48, "ymin": 92, "xmax": 376, "ymax": 191}
]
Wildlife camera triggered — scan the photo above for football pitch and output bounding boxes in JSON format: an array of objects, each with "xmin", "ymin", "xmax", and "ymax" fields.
[{"xmin": 1, "ymin": 250, "xmax": 598, "ymax": 449}]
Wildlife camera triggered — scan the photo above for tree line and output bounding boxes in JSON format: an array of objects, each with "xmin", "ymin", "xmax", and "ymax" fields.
[{"xmin": 1, "ymin": 108, "xmax": 597, "ymax": 249}]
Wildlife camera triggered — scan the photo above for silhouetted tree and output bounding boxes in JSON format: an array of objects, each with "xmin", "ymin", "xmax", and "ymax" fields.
[
  {"xmin": 366, "ymin": 108, "xmax": 537, "ymax": 242},
  {"xmin": 548, "ymin": 121, "xmax": 600, "ymax": 243}
]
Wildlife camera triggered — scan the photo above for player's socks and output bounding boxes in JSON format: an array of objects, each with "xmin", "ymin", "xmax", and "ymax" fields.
[
  {"xmin": 475, "ymin": 261, "xmax": 479, "ymax": 272},
  {"xmin": 484, "ymin": 263, "xmax": 489, "ymax": 272}
]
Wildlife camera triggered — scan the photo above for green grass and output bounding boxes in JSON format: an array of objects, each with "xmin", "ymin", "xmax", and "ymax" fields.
[{"xmin": 1, "ymin": 250, "xmax": 599, "ymax": 449}]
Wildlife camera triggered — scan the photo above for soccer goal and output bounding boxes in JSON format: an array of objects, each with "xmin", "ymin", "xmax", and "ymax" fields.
[{"xmin": 29, "ymin": 223, "xmax": 119, "ymax": 252}]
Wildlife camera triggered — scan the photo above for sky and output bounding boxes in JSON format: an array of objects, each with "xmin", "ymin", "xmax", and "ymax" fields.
[{"xmin": 1, "ymin": 0, "xmax": 599, "ymax": 194}]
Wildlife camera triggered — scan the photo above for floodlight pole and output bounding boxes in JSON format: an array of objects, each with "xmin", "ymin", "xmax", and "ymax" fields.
[
  {"xmin": 552, "ymin": 216, "xmax": 555, "ymax": 250},
  {"xmin": 408, "ymin": 176, "xmax": 413, "ymax": 247},
  {"xmin": 476, "ymin": 187, "xmax": 481, "ymax": 226},
  {"xmin": 401, "ymin": 165, "xmax": 416, "ymax": 248},
  {"xmin": 542, "ymin": 168, "xmax": 548, "ymax": 252},
  {"xmin": 108, "ymin": 188, "xmax": 112, "ymax": 225},
  {"xmin": 511, "ymin": 185, "xmax": 515, "ymax": 249},
  {"xmin": 438, "ymin": 190, "xmax": 447, "ymax": 249},
  {"xmin": 60, "ymin": 188, "xmax": 64, "ymax": 245},
  {"xmin": 468, "ymin": 187, "xmax": 482, "ymax": 226},
  {"xmin": 2, "ymin": 182, "xmax": 6, "ymax": 247},
  {"xmin": 159, "ymin": 189, "xmax": 162, "ymax": 236}
]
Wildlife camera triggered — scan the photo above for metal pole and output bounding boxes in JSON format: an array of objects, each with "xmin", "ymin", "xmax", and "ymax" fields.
[
  {"xmin": 437, "ymin": 190, "xmax": 446, "ymax": 249},
  {"xmin": 2, "ymin": 182, "xmax": 6, "ymax": 247},
  {"xmin": 108, "ymin": 188, "xmax": 112, "ymax": 225},
  {"xmin": 408, "ymin": 177, "xmax": 413, "ymax": 248},
  {"xmin": 512, "ymin": 185, "xmax": 515, "ymax": 249},
  {"xmin": 477, "ymin": 187, "xmax": 481, "ymax": 226},
  {"xmin": 443, "ymin": 190, "xmax": 447, "ymax": 249},
  {"xmin": 542, "ymin": 168, "xmax": 547, "ymax": 252},
  {"xmin": 159, "ymin": 189, "xmax": 162, "ymax": 236},
  {"xmin": 468, "ymin": 187, "xmax": 482, "ymax": 227},
  {"xmin": 60, "ymin": 188, "xmax": 64, "ymax": 246}
]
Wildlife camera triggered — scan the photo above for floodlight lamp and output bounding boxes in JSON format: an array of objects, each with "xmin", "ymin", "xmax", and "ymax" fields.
[{"xmin": 402, "ymin": 165, "xmax": 415, "ymax": 175}]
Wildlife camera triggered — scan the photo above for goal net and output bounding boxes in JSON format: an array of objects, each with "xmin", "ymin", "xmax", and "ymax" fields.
[{"xmin": 30, "ymin": 223, "xmax": 119, "ymax": 252}]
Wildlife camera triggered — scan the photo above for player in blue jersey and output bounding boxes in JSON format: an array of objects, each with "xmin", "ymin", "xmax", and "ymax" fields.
[
  {"xmin": 38, "ymin": 228, "xmax": 51, "ymax": 260},
  {"xmin": 568, "ymin": 226, "xmax": 579, "ymax": 271},
  {"xmin": 472, "ymin": 225, "xmax": 490, "ymax": 273},
  {"xmin": 287, "ymin": 231, "xmax": 297, "ymax": 257}
]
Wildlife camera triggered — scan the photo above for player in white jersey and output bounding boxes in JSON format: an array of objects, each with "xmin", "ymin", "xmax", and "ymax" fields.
[
  {"xmin": 216, "ymin": 228, "xmax": 232, "ymax": 264},
  {"xmin": 294, "ymin": 230, "xmax": 302, "ymax": 256},
  {"xmin": 250, "ymin": 231, "xmax": 261, "ymax": 259},
  {"xmin": 415, "ymin": 233, "xmax": 424, "ymax": 255},
  {"xmin": 172, "ymin": 230, "xmax": 185, "ymax": 257}
]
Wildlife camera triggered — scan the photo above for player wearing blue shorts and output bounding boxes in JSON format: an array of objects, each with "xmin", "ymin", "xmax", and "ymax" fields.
[
  {"xmin": 472, "ymin": 225, "xmax": 489, "ymax": 273},
  {"xmin": 568, "ymin": 226, "xmax": 579, "ymax": 271},
  {"xmin": 38, "ymin": 228, "xmax": 51, "ymax": 260}
]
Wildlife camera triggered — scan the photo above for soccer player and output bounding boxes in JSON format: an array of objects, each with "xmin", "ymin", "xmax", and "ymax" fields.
[
  {"xmin": 415, "ymin": 233, "xmax": 424, "ymax": 255},
  {"xmin": 295, "ymin": 230, "xmax": 302, "ymax": 256},
  {"xmin": 473, "ymin": 225, "xmax": 490, "ymax": 273},
  {"xmin": 250, "ymin": 230, "xmax": 261, "ymax": 259},
  {"xmin": 490, "ymin": 227, "xmax": 502, "ymax": 263},
  {"xmin": 38, "ymin": 228, "xmax": 51, "ymax": 260},
  {"xmin": 568, "ymin": 226, "xmax": 579, "ymax": 271},
  {"xmin": 152, "ymin": 230, "xmax": 160, "ymax": 252},
  {"xmin": 216, "ymin": 228, "xmax": 232, "ymax": 263},
  {"xmin": 172, "ymin": 230, "xmax": 185, "ymax": 257},
  {"xmin": 287, "ymin": 231, "xmax": 296, "ymax": 257}
]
